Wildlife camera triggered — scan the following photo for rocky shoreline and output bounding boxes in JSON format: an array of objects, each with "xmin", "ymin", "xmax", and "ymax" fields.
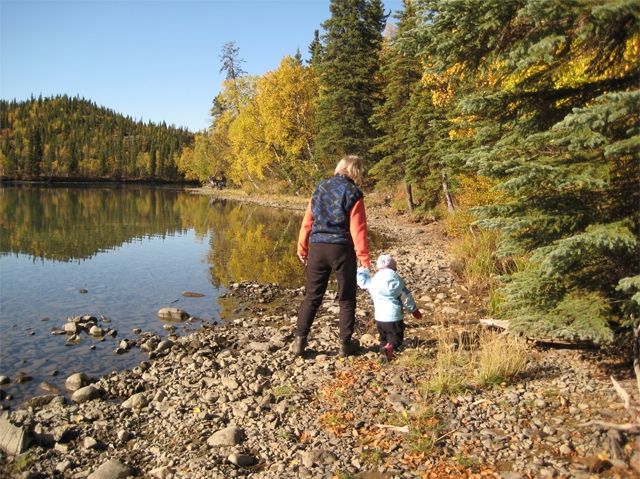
[{"xmin": 1, "ymin": 190, "xmax": 639, "ymax": 478}]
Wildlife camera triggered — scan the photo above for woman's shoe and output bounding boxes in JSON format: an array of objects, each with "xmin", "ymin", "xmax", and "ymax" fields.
[
  {"xmin": 292, "ymin": 336, "xmax": 307, "ymax": 356},
  {"xmin": 338, "ymin": 338, "xmax": 360, "ymax": 358}
]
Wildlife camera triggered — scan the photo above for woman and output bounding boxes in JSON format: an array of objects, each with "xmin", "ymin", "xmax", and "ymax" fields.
[{"xmin": 293, "ymin": 155, "xmax": 371, "ymax": 358}]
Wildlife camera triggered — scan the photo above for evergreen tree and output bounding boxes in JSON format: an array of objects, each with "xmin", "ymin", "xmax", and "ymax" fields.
[
  {"xmin": 307, "ymin": 29, "xmax": 324, "ymax": 67},
  {"xmin": 26, "ymin": 127, "xmax": 43, "ymax": 175},
  {"xmin": 0, "ymin": 96, "xmax": 193, "ymax": 180},
  {"xmin": 370, "ymin": 0, "xmax": 423, "ymax": 208},
  {"xmin": 313, "ymin": 0, "xmax": 387, "ymax": 169},
  {"xmin": 409, "ymin": 0, "xmax": 640, "ymax": 340}
]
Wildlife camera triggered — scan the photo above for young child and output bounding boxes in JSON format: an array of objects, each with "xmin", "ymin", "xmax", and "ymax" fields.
[{"xmin": 357, "ymin": 254, "xmax": 422, "ymax": 361}]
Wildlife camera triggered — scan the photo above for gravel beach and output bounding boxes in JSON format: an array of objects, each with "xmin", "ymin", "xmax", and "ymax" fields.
[{"xmin": 1, "ymin": 189, "xmax": 638, "ymax": 479}]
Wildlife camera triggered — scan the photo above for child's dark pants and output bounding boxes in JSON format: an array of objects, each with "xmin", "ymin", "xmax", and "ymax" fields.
[{"xmin": 376, "ymin": 320, "xmax": 405, "ymax": 349}]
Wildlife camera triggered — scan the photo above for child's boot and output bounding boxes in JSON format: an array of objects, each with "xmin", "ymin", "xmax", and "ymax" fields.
[
  {"xmin": 379, "ymin": 343, "xmax": 389, "ymax": 362},
  {"xmin": 383, "ymin": 343, "xmax": 394, "ymax": 361}
]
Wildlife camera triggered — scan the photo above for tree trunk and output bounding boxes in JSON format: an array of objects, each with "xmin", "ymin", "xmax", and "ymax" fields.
[
  {"xmin": 243, "ymin": 165, "xmax": 260, "ymax": 190},
  {"xmin": 441, "ymin": 170, "xmax": 455, "ymax": 213},
  {"xmin": 635, "ymin": 324, "xmax": 640, "ymax": 398},
  {"xmin": 405, "ymin": 182, "xmax": 414, "ymax": 214}
]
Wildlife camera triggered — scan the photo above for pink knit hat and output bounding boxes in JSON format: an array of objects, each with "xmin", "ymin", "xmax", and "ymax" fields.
[{"xmin": 376, "ymin": 254, "xmax": 397, "ymax": 271}]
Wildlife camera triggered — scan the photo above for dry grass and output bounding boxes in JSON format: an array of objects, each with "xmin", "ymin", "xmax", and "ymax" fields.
[
  {"xmin": 409, "ymin": 314, "xmax": 529, "ymax": 395},
  {"xmin": 474, "ymin": 329, "xmax": 528, "ymax": 387}
]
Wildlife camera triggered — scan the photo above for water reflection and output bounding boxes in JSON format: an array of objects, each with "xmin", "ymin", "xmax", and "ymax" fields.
[{"xmin": 0, "ymin": 185, "xmax": 387, "ymax": 405}]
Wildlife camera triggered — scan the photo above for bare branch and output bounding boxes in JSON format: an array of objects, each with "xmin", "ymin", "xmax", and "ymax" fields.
[
  {"xmin": 577, "ymin": 420, "xmax": 640, "ymax": 433},
  {"xmin": 610, "ymin": 375, "xmax": 631, "ymax": 410}
]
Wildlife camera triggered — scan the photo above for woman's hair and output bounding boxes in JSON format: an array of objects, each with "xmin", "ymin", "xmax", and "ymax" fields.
[{"xmin": 335, "ymin": 155, "xmax": 364, "ymax": 184}]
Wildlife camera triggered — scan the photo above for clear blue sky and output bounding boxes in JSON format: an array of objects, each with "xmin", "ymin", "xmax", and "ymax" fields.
[{"xmin": 1, "ymin": 0, "xmax": 404, "ymax": 133}]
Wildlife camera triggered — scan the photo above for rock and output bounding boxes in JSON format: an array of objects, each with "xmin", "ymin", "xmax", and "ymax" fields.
[
  {"xmin": 155, "ymin": 340, "xmax": 174, "ymax": 353},
  {"xmin": 0, "ymin": 376, "xmax": 8, "ymax": 385},
  {"xmin": 221, "ymin": 377, "xmax": 240, "ymax": 390},
  {"xmin": 87, "ymin": 459, "xmax": 133, "ymax": 479},
  {"xmin": 56, "ymin": 460, "xmax": 73, "ymax": 473},
  {"xmin": 182, "ymin": 291, "xmax": 205, "ymax": 298},
  {"xmin": 66, "ymin": 373, "xmax": 92, "ymax": 392},
  {"xmin": 60, "ymin": 323, "xmax": 82, "ymax": 334},
  {"xmin": 228, "ymin": 453, "xmax": 257, "ymax": 467},
  {"xmin": 65, "ymin": 334, "xmax": 81, "ymax": 345},
  {"xmin": 559, "ymin": 443, "xmax": 573, "ymax": 455},
  {"xmin": 301, "ymin": 449, "xmax": 337, "ymax": 468},
  {"xmin": 32, "ymin": 423, "xmax": 70, "ymax": 446},
  {"xmin": 441, "ymin": 306, "xmax": 460, "ymax": 315},
  {"xmin": 630, "ymin": 449, "xmax": 640, "ymax": 474},
  {"xmin": 39, "ymin": 381, "xmax": 61, "ymax": 393},
  {"xmin": 386, "ymin": 393, "xmax": 409, "ymax": 412},
  {"xmin": 13, "ymin": 375, "xmax": 33, "ymax": 385},
  {"xmin": 121, "ymin": 392, "xmax": 148, "ymax": 409},
  {"xmin": 23, "ymin": 394, "xmax": 60, "ymax": 409},
  {"xmin": 0, "ymin": 412, "xmax": 30, "ymax": 455},
  {"xmin": 149, "ymin": 466, "xmax": 172, "ymax": 478},
  {"xmin": 157, "ymin": 307, "xmax": 189, "ymax": 322},
  {"xmin": 246, "ymin": 341, "xmax": 273, "ymax": 352},
  {"xmin": 84, "ymin": 436, "xmax": 99, "ymax": 449},
  {"xmin": 207, "ymin": 426, "xmax": 244, "ymax": 446},
  {"xmin": 359, "ymin": 333, "xmax": 376, "ymax": 346},
  {"xmin": 71, "ymin": 385, "xmax": 100, "ymax": 403},
  {"xmin": 89, "ymin": 325, "xmax": 103, "ymax": 336}
]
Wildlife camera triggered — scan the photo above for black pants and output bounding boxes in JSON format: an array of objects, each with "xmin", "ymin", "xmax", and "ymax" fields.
[
  {"xmin": 296, "ymin": 243, "xmax": 357, "ymax": 342},
  {"xmin": 376, "ymin": 320, "xmax": 405, "ymax": 350}
]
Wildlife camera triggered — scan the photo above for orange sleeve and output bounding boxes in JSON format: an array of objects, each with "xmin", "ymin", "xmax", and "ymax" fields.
[
  {"xmin": 297, "ymin": 199, "xmax": 314, "ymax": 258},
  {"xmin": 350, "ymin": 198, "xmax": 370, "ymax": 269}
]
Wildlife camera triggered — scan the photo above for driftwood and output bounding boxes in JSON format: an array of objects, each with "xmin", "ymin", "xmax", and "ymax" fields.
[
  {"xmin": 577, "ymin": 420, "xmax": 640, "ymax": 433},
  {"xmin": 635, "ymin": 324, "xmax": 640, "ymax": 399},
  {"xmin": 375, "ymin": 424, "xmax": 409, "ymax": 433},
  {"xmin": 607, "ymin": 429, "xmax": 624, "ymax": 460},
  {"xmin": 611, "ymin": 375, "xmax": 632, "ymax": 411},
  {"xmin": 479, "ymin": 318, "xmax": 510, "ymax": 330}
]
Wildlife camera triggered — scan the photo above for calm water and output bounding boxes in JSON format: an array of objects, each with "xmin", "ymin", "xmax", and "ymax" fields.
[
  {"xmin": 0, "ymin": 185, "xmax": 312, "ymax": 405},
  {"xmin": 0, "ymin": 185, "xmax": 387, "ymax": 406}
]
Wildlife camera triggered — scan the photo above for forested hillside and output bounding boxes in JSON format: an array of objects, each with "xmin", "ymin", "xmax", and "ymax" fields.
[
  {"xmin": 0, "ymin": 94, "xmax": 194, "ymax": 180},
  {"xmin": 178, "ymin": 0, "xmax": 638, "ymax": 342}
]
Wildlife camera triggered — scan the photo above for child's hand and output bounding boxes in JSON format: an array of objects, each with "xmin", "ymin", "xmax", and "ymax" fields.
[{"xmin": 412, "ymin": 310, "xmax": 422, "ymax": 319}]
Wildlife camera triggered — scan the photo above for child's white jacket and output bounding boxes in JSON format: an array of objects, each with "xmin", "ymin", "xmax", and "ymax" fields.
[{"xmin": 357, "ymin": 268, "xmax": 418, "ymax": 322}]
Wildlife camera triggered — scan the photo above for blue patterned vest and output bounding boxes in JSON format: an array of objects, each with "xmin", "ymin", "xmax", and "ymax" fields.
[{"xmin": 310, "ymin": 174, "xmax": 363, "ymax": 245}]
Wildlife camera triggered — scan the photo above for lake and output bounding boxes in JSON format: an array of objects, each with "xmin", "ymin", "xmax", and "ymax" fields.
[{"xmin": 0, "ymin": 185, "xmax": 387, "ymax": 406}]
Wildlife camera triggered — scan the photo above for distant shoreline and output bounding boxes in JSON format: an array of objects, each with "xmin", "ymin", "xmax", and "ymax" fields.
[{"xmin": 0, "ymin": 176, "xmax": 200, "ymax": 186}]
